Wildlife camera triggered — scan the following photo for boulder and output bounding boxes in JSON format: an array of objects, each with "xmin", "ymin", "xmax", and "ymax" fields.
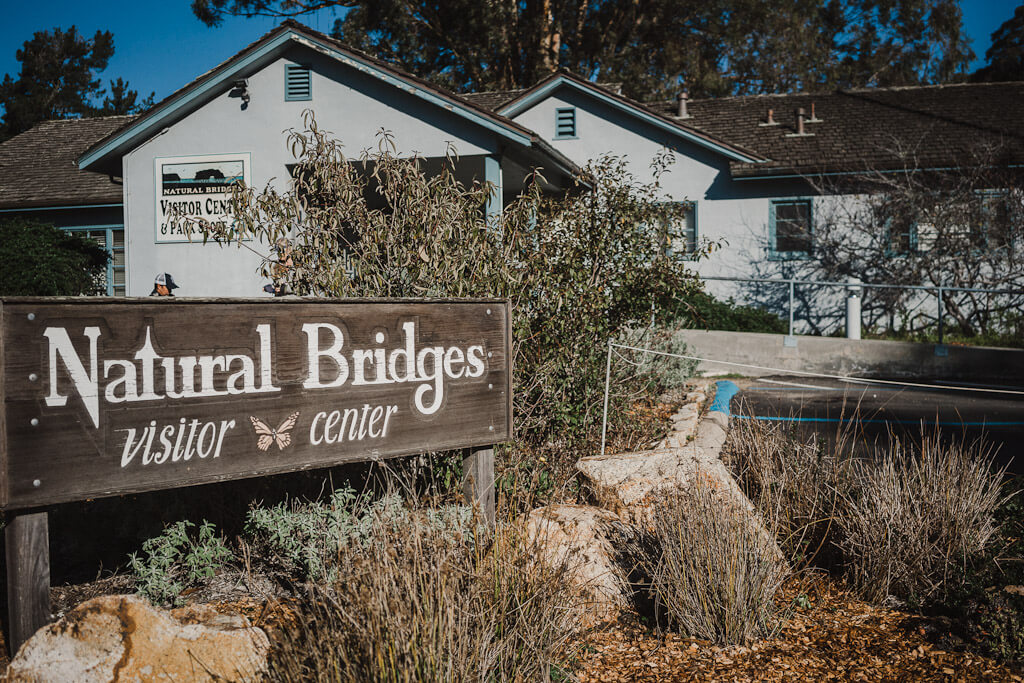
[
  {"xmin": 578, "ymin": 409, "xmax": 784, "ymax": 563},
  {"xmin": 524, "ymin": 504, "xmax": 626, "ymax": 620},
  {"xmin": 7, "ymin": 595, "xmax": 269, "ymax": 683}
]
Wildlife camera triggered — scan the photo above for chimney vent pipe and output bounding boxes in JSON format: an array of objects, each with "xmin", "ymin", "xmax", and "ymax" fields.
[
  {"xmin": 796, "ymin": 107, "xmax": 806, "ymax": 135},
  {"xmin": 676, "ymin": 91, "xmax": 690, "ymax": 118},
  {"xmin": 766, "ymin": 108, "xmax": 775, "ymax": 125}
]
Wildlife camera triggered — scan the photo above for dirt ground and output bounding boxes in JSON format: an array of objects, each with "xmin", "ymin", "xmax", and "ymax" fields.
[{"xmin": 573, "ymin": 576, "xmax": 1023, "ymax": 682}]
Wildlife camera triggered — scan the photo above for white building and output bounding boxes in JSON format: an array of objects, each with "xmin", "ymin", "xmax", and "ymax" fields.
[{"xmin": 1, "ymin": 21, "xmax": 1022, "ymax": 298}]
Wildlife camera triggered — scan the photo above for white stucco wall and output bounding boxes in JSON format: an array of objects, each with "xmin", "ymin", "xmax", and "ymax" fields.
[
  {"xmin": 509, "ymin": 86, "xmax": 815, "ymax": 288},
  {"xmin": 121, "ymin": 44, "xmax": 509, "ymax": 297}
]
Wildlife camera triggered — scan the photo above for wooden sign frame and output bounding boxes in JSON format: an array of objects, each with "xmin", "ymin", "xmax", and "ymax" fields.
[{"xmin": 0, "ymin": 297, "xmax": 511, "ymax": 653}]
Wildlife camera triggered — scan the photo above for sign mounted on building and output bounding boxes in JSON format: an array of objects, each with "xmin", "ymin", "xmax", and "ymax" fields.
[
  {"xmin": 154, "ymin": 153, "xmax": 252, "ymax": 243},
  {"xmin": 0, "ymin": 298, "xmax": 511, "ymax": 509}
]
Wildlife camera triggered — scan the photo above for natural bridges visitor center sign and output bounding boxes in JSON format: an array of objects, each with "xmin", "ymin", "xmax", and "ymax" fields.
[{"xmin": 0, "ymin": 298, "xmax": 511, "ymax": 651}]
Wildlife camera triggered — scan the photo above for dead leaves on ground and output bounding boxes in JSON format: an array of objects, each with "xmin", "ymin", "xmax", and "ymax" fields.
[{"xmin": 572, "ymin": 577, "xmax": 1022, "ymax": 682}]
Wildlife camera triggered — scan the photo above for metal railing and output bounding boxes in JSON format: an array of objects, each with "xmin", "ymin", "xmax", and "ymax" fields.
[{"xmin": 698, "ymin": 275, "xmax": 1024, "ymax": 344}]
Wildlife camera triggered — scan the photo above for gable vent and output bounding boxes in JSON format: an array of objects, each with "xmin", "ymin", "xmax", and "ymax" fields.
[
  {"xmin": 285, "ymin": 64, "xmax": 312, "ymax": 101},
  {"xmin": 555, "ymin": 107, "xmax": 577, "ymax": 138}
]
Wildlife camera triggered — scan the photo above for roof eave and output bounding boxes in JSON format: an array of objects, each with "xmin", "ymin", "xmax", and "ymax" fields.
[
  {"xmin": 497, "ymin": 74, "xmax": 765, "ymax": 164},
  {"xmin": 79, "ymin": 25, "xmax": 535, "ymax": 171}
]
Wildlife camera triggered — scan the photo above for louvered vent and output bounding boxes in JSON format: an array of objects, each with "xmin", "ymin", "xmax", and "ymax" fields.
[
  {"xmin": 555, "ymin": 107, "xmax": 576, "ymax": 138},
  {"xmin": 285, "ymin": 64, "xmax": 312, "ymax": 101}
]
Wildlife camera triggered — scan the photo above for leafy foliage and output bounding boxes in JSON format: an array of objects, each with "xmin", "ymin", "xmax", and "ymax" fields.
[
  {"xmin": 0, "ymin": 218, "xmax": 110, "ymax": 296},
  {"xmin": 0, "ymin": 26, "xmax": 153, "ymax": 141},
  {"xmin": 663, "ymin": 289, "xmax": 788, "ymax": 333},
  {"xmin": 128, "ymin": 520, "xmax": 233, "ymax": 606},
  {"xmin": 193, "ymin": 111, "xmax": 702, "ymax": 450},
  {"xmin": 192, "ymin": 0, "xmax": 973, "ymax": 99},
  {"xmin": 973, "ymin": 3, "xmax": 1024, "ymax": 83}
]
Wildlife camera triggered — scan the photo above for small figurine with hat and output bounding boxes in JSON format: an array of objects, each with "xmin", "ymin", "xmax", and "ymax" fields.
[{"xmin": 151, "ymin": 273, "xmax": 179, "ymax": 296}]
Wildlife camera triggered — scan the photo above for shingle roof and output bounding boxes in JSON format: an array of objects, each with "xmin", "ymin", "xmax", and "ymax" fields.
[
  {"xmin": 642, "ymin": 81, "xmax": 1024, "ymax": 178},
  {"xmin": 461, "ymin": 89, "xmax": 526, "ymax": 111},
  {"xmin": 0, "ymin": 116, "xmax": 132, "ymax": 209}
]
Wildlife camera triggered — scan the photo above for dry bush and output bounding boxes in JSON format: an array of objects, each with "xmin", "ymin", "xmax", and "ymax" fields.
[
  {"xmin": 266, "ymin": 502, "xmax": 582, "ymax": 682},
  {"xmin": 646, "ymin": 474, "xmax": 790, "ymax": 645},
  {"xmin": 725, "ymin": 412, "xmax": 1007, "ymax": 606},
  {"xmin": 724, "ymin": 413, "xmax": 856, "ymax": 568},
  {"xmin": 839, "ymin": 433, "xmax": 1005, "ymax": 604}
]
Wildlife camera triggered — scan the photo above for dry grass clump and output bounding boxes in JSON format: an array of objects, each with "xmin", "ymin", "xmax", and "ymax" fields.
[
  {"xmin": 266, "ymin": 502, "xmax": 582, "ymax": 682},
  {"xmin": 724, "ymin": 415, "xmax": 855, "ymax": 567},
  {"xmin": 724, "ymin": 413, "xmax": 1006, "ymax": 605},
  {"xmin": 838, "ymin": 432, "xmax": 1005, "ymax": 604},
  {"xmin": 645, "ymin": 474, "xmax": 790, "ymax": 645}
]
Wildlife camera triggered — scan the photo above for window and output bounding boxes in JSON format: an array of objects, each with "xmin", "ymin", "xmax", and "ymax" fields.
[
  {"xmin": 65, "ymin": 225, "xmax": 125, "ymax": 296},
  {"xmin": 285, "ymin": 64, "xmax": 312, "ymax": 101},
  {"xmin": 769, "ymin": 199, "xmax": 812, "ymax": 257},
  {"xmin": 664, "ymin": 203, "xmax": 698, "ymax": 257},
  {"xmin": 555, "ymin": 107, "xmax": 576, "ymax": 139}
]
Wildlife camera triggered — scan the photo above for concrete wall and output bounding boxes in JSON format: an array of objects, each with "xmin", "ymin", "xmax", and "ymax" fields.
[
  {"xmin": 509, "ymin": 85, "xmax": 816, "ymax": 281},
  {"xmin": 677, "ymin": 329, "xmax": 1024, "ymax": 384},
  {"xmin": 122, "ymin": 43, "xmax": 511, "ymax": 298}
]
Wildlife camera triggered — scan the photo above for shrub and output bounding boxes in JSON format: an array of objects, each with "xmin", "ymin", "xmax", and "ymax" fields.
[
  {"xmin": 0, "ymin": 217, "xmax": 110, "ymax": 295},
  {"xmin": 128, "ymin": 520, "xmax": 234, "ymax": 606},
  {"xmin": 664, "ymin": 289, "xmax": 788, "ymax": 333},
  {"xmin": 645, "ymin": 474, "xmax": 789, "ymax": 645},
  {"xmin": 244, "ymin": 485, "xmax": 475, "ymax": 582},
  {"xmin": 265, "ymin": 500, "xmax": 582, "ymax": 681},
  {"xmin": 838, "ymin": 433, "xmax": 1005, "ymax": 604},
  {"xmin": 192, "ymin": 113, "xmax": 705, "ymax": 462},
  {"xmin": 723, "ymin": 413, "xmax": 855, "ymax": 568}
]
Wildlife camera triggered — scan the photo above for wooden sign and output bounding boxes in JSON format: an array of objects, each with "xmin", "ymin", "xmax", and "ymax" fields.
[{"xmin": 0, "ymin": 298, "xmax": 511, "ymax": 510}]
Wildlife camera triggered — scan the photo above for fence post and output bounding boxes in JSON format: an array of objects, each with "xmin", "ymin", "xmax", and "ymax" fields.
[
  {"xmin": 846, "ymin": 279, "xmax": 861, "ymax": 340},
  {"xmin": 600, "ymin": 341, "xmax": 612, "ymax": 458},
  {"xmin": 937, "ymin": 286, "xmax": 944, "ymax": 345},
  {"xmin": 788, "ymin": 279, "xmax": 795, "ymax": 337}
]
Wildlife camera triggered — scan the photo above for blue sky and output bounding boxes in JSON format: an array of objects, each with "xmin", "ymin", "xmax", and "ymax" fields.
[{"xmin": 0, "ymin": 1, "xmax": 1020, "ymax": 103}]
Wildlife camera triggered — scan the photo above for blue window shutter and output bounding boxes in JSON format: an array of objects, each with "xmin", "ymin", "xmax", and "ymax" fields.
[
  {"xmin": 285, "ymin": 64, "xmax": 312, "ymax": 101},
  {"xmin": 555, "ymin": 107, "xmax": 576, "ymax": 139}
]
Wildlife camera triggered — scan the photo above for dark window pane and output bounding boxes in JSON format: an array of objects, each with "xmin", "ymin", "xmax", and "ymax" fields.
[{"xmin": 774, "ymin": 201, "xmax": 811, "ymax": 252}]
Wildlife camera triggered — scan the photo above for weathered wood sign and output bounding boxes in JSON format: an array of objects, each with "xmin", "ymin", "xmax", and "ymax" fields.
[{"xmin": 0, "ymin": 298, "xmax": 511, "ymax": 509}]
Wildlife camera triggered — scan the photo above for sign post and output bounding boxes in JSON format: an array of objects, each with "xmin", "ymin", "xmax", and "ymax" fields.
[{"xmin": 0, "ymin": 298, "xmax": 511, "ymax": 653}]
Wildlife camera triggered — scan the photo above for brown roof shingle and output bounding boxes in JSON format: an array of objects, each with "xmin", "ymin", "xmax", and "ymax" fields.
[
  {"xmin": 0, "ymin": 116, "xmax": 132, "ymax": 209},
  {"xmin": 642, "ymin": 81, "xmax": 1024, "ymax": 178}
]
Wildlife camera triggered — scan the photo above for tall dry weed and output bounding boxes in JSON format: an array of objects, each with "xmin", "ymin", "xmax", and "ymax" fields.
[
  {"xmin": 839, "ymin": 432, "xmax": 1005, "ymax": 603},
  {"xmin": 646, "ymin": 473, "xmax": 790, "ymax": 645},
  {"xmin": 724, "ymin": 414, "xmax": 856, "ymax": 567},
  {"xmin": 266, "ymin": 501, "xmax": 582, "ymax": 682}
]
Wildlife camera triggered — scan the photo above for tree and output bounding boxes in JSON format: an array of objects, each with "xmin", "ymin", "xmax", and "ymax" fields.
[
  {"xmin": 192, "ymin": 0, "xmax": 973, "ymax": 100},
  {"xmin": 184, "ymin": 111, "xmax": 704, "ymax": 455},
  {"xmin": 0, "ymin": 27, "xmax": 154, "ymax": 141},
  {"xmin": 973, "ymin": 4, "xmax": 1024, "ymax": 83},
  {"xmin": 745, "ymin": 143, "xmax": 1024, "ymax": 341},
  {"xmin": 0, "ymin": 218, "xmax": 110, "ymax": 296}
]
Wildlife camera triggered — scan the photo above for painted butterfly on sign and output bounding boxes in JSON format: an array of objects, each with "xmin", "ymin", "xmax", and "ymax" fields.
[{"xmin": 249, "ymin": 412, "xmax": 300, "ymax": 451}]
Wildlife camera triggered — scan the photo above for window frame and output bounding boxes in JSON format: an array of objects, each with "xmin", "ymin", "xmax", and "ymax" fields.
[
  {"xmin": 662, "ymin": 201, "xmax": 698, "ymax": 260},
  {"xmin": 63, "ymin": 224, "xmax": 126, "ymax": 296},
  {"xmin": 768, "ymin": 198, "xmax": 813, "ymax": 260}
]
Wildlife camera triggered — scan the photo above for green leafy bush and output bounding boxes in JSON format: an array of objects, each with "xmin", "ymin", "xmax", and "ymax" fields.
[
  {"xmin": 665, "ymin": 289, "xmax": 788, "ymax": 333},
  {"xmin": 193, "ymin": 112, "xmax": 703, "ymax": 462},
  {"xmin": 244, "ymin": 485, "xmax": 478, "ymax": 581},
  {"xmin": 0, "ymin": 217, "xmax": 110, "ymax": 295},
  {"xmin": 128, "ymin": 520, "xmax": 234, "ymax": 606}
]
